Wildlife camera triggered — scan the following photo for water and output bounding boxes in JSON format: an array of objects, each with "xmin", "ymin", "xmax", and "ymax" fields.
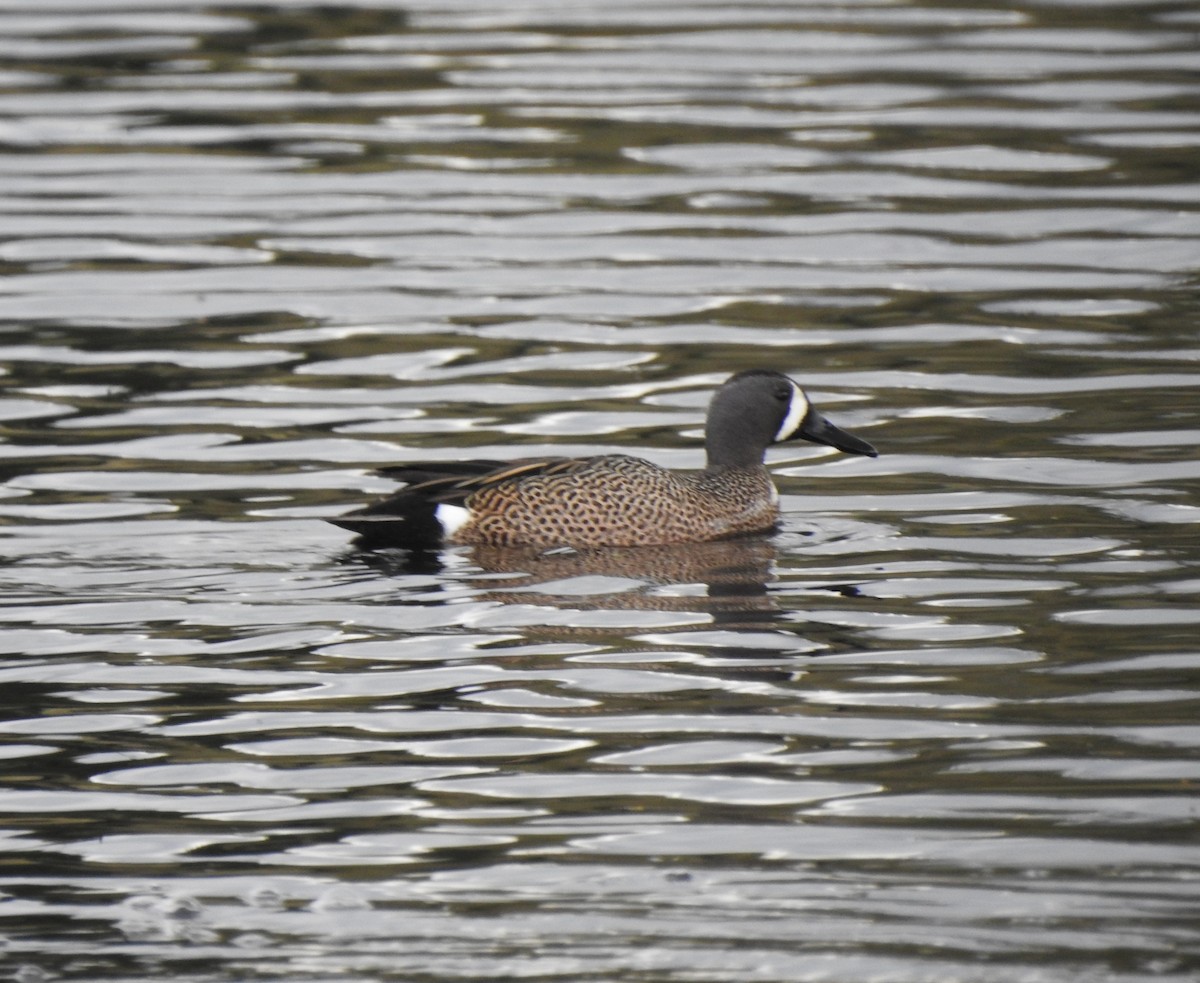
[{"xmin": 0, "ymin": 0, "xmax": 1198, "ymax": 980}]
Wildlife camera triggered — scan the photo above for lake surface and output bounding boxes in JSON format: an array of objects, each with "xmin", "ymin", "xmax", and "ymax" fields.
[{"xmin": 1, "ymin": 1, "xmax": 1198, "ymax": 980}]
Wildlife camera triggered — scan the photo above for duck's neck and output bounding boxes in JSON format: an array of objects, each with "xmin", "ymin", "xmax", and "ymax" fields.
[{"xmin": 704, "ymin": 441, "xmax": 767, "ymax": 472}]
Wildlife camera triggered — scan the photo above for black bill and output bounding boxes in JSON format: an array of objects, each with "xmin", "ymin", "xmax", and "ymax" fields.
[{"xmin": 797, "ymin": 412, "xmax": 878, "ymax": 458}]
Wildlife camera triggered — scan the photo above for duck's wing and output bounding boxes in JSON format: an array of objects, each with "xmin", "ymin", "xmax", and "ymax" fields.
[
  {"xmin": 377, "ymin": 459, "xmax": 511, "ymax": 484},
  {"xmin": 382, "ymin": 457, "xmax": 583, "ymax": 506},
  {"xmin": 417, "ymin": 456, "xmax": 585, "ymax": 504}
]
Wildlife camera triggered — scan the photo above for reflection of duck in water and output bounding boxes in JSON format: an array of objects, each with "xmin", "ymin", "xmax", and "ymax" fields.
[
  {"xmin": 347, "ymin": 534, "xmax": 866, "ymax": 641},
  {"xmin": 466, "ymin": 537, "xmax": 781, "ymax": 616},
  {"xmin": 331, "ymin": 370, "xmax": 877, "ymax": 551}
]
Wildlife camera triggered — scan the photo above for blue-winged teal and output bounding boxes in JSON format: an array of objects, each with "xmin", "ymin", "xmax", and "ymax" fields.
[{"xmin": 331, "ymin": 369, "xmax": 877, "ymax": 549}]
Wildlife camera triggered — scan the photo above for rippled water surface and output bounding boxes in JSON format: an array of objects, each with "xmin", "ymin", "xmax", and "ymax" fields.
[{"xmin": 1, "ymin": 0, "xmax": 1199, "ymax": 980}]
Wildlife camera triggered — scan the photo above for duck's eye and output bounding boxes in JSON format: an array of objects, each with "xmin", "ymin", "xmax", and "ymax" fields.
[{"xmin": 774, "ymin": 387, "xmax": 790, "ymax": 401}]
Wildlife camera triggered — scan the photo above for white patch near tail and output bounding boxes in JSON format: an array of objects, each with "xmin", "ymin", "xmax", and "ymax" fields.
[
  {"xmin": 773, "ymin": 382, "xmax": 809, "ymax": 442},
  {"xmin": 435, "ymin": 503, "xmax": 471, "ymax": 538}
]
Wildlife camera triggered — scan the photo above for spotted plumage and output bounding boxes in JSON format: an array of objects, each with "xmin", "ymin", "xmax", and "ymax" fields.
[{"xmin": 331, "ymin": 369, "xmax": 877, "ymax": 549}]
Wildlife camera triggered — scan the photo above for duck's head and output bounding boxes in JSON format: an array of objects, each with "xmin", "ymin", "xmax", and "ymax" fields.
[{"xmin": 705, "ymin": 369, "xmax": 878, "ymax": 469}]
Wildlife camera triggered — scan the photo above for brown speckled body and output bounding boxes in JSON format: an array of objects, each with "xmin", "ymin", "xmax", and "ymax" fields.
[{"xmin": 452, "ymin": 455, "xmax": 779, "ymax": 547}]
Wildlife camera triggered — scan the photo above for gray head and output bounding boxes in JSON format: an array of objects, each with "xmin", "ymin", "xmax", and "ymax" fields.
[{"xmin": 704, "ymin": 369, "xmax": 878, "ymax": 469}]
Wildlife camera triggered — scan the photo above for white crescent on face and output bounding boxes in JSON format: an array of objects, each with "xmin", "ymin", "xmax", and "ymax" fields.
[{"xmin": 773, "ymin": 381, "xmax": 810, "ymax": 443}]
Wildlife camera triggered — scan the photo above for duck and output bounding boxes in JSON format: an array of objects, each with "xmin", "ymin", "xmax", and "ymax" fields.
[{"xmin": 330, "ymin": 369, "xmax": 877, "ymax": 550}]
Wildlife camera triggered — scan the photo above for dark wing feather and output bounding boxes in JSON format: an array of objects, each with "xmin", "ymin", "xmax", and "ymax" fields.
[
  {"xmin": 378, "ymin": 459, "xmax": 510, "ymax": 484},
  {"xmin": 382, "ymin": 457, "xmax": 581, "ymax": 505}
]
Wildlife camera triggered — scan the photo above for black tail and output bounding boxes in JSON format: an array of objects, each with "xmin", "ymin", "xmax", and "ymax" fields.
[{"xmin": 328, "ymin": 491, "xmax": 445, "ymax": 550}]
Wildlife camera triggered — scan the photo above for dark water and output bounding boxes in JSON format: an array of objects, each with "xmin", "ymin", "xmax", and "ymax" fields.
[{"xmin": 1, "ymin": 1, "xmax": 1199, "ymax": 980}]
